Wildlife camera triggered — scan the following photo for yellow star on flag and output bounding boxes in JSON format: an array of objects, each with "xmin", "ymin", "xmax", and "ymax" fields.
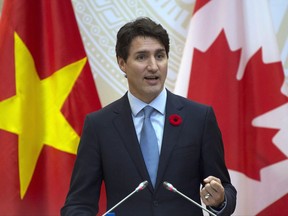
[{"xmin": 0, "ymin": 33, "xmax": 86, "ymax": 199}]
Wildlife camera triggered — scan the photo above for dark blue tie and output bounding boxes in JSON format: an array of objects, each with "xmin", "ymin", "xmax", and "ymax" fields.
[{"xmin": 140, "ymin": 106, "xmax": 159, "ymax": 187}]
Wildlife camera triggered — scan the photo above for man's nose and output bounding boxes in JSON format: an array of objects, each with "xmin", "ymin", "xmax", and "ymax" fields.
[{"xmin": 147, "ymin": 57, "xmax": 158, "ymax": 71}]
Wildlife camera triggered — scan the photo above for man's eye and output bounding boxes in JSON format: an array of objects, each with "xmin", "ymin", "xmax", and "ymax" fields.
[
  {"xmin": 156, "ymin": 53, "xmax": 165, "ymax": 60},
  {"xmin": 136, "ymin": 55, "xmax": 146, "ymax": 60}
]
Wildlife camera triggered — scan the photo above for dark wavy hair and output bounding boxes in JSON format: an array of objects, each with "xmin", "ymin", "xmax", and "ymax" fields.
[{"xmin": 115, "ymin": 17, "xmax": 170, "ymax": 61}]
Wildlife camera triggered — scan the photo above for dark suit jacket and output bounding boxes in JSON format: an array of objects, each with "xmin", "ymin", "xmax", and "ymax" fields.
[{"xmin": 61, "ymin": 90, "xmax": 236, "ymax": 216}]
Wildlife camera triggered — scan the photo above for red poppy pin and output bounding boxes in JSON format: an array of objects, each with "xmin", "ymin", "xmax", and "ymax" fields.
[{"xmin": 169, "ymin": 114, "xmax": 182, "ymax": 126}]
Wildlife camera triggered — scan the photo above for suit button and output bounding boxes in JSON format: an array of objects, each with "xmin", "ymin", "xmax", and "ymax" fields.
[{"xmin": 153, "ymin": 200, "xmax": 159, "ymax": 207}]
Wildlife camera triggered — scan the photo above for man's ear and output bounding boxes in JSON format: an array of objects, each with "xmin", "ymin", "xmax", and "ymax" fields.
[{"xmin": 117, "ymin": 57, "xmax": 126, "ymax": 73}]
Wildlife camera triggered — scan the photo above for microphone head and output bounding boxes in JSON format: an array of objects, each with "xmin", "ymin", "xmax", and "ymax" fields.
[
  {"xmin": 136, "ymin": 180, "xmax": 148, "ymax": 191},
  {"xmin": 163, "ymin": 181, "xmax": 175, "ymax": 192}
]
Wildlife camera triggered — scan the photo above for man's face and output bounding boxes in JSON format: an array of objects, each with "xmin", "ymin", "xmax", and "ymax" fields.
[{"xmin": 118, "ymin": 36, "xmax": 168, "ymax": 103}]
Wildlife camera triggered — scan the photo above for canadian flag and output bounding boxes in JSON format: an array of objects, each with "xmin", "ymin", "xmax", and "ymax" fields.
[{"xmin": 175, "ymin": 0, "xmax": 288, "ymax": 215}]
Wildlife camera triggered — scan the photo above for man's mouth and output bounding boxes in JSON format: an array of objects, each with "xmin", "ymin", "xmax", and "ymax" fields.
[{"xmin": 144, "ymin": 76, "xmax": 159, "ymax": 80}]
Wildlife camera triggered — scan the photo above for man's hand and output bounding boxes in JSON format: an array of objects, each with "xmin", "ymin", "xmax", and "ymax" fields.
[{"xmin": 200, "ymin": 176, "xmax": 225, "ymax": 207}]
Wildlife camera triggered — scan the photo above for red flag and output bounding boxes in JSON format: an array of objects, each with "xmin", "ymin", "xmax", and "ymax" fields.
[
  {"xmin": 0, "ymin": 0, "xmax": 103, "ymax": 214},
  {"xmin": 176, "ymin": 0, "xmax": 288, "ymax": 215}
]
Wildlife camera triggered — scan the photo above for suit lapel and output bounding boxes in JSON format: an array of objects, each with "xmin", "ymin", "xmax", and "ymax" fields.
[
  {"xmin": 112, "ymin": 92, "xmax": 186, "ymax": 193},
  {"xmin": 112, "ymin": 94, "xmax": 153, "ymax": 191},
  {"xmin": 155, "ymin": 91, "xmax": 186, "ymax": 190}
]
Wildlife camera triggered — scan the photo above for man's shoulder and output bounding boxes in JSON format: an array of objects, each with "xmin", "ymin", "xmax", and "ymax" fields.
[
  {"xmin": 167, "ymin": 90, "xmax": 211, "ymax": 110},
  {"xmin": 87, "ymin": 94, "xmax": 128, "ymax": 118}
]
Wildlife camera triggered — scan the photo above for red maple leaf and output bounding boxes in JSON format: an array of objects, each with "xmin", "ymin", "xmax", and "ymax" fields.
[
  {"xmin": 193, "ymin": 0, "xmax": 211, "ymax": 14},
  {"xmin": 188, "ymin": 30, "xmax": 287, "ymax": 180}
]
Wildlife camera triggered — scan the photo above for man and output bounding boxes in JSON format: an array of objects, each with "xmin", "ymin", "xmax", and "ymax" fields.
[{"xmin": 61, "ymin": 17, "xmax": 236, "ymax": 216}]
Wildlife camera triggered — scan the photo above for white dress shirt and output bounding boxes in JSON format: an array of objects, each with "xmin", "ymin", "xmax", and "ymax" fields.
[{"xmin": 127, "ymin": 89, "xmax": 167, "ymax": 153}]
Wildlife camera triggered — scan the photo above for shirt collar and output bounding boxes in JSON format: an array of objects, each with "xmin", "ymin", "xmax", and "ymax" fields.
[{"xmin": 128, "ymin": 88, "xmax": 167, "ymax": 117}]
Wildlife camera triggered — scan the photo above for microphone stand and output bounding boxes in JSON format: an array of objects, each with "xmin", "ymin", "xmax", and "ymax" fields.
[
  {"xmin": 163, "ymin": 181, "xmax": 217, "ymax": 216},
  {"xmin": 102, "ymin": 180, "xmax": 148, "ymax": 216}
]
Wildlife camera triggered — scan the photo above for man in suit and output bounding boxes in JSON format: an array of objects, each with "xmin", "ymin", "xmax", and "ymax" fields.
[{"xmin": 61, "ymin": 17, "xmax": 236, "ymax": 216}]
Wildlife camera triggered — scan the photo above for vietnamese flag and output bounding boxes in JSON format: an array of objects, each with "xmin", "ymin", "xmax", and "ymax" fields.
[
  {"xmin": 0, "ymin": 0, "xmax": 103, "ymax": 215},
  {"xmin": 176, "ymin": 0, "xmax": 288, "ymax": 215}
]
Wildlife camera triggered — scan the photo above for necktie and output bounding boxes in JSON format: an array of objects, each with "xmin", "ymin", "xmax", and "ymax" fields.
[{"xmin": 140, "ymin": 106, "xmax": 159, "ymax": 187}]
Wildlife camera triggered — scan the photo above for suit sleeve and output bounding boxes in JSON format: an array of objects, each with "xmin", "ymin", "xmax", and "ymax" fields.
[
  {"xmin": 201, "ymin": 107, "xmax": 237, "ymax": 216},
  {"xmin": 61, "ymin": 114, "xmax": 103, "ymax": 216}
]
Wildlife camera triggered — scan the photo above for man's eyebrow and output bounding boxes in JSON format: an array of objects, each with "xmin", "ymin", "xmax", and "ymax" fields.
[
  {"xmin": 134, "ymin": 50, "xmax": 148, "ymax": 55},
  {"xmin": 134, "ymin": 48, "xmax": 166, "ymax": 54},
  {"xmin": 155, "ymin": 48, "xmax": 166, "ymax": 53}
]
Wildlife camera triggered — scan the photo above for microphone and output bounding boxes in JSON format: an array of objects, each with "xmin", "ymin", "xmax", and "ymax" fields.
[
  {"xmin": 163, "ymin": 181, "xmax": 217, "ymax": 216},
  {"xmin": 102, "ymin": 180, "xmax": 148, "ymax": 216}
]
